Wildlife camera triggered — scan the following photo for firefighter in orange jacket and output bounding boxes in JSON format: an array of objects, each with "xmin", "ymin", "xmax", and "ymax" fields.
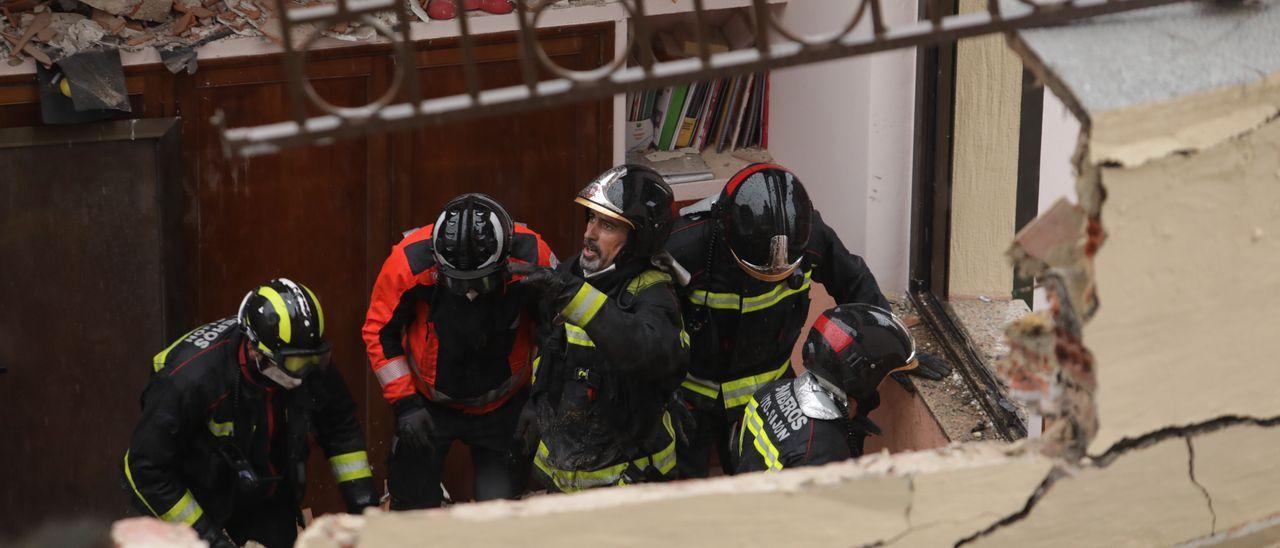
[{"xmin": 363, "ymin": 193, "xmax": 556, "ymax": 509}]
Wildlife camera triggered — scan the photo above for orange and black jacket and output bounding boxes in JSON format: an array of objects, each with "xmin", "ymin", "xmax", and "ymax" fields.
[
  {"xmin": 362, "ymin": 223, "xmax": 556, "ymax": 414},
  {"xmin": 122, "ymin": 318, "xmax": 375, "ymax": 535}
]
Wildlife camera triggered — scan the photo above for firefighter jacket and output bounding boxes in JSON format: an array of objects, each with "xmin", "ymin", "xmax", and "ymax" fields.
[
  {"xmin": 122, "ymin": 318, "xmax": 375, "ymax": 535},
  {"xmin": 529, "ymin": 257, "xmax": 689, "ymax": 492},
  {"xmin": 363, "ymin": 223, "xmax": 555, "ymax": 414},
  {"xmin": 733, "ymin": 374, "xmax": 852, "ymax": 472},
  {"xmin": 666, "ymin": 208, "xmax": 890, "ymax": 412}
]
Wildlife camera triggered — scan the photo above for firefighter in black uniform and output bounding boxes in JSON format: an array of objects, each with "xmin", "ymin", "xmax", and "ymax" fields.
[
  {"xmin": 363, "ymin": 194, "xmax": 555, "ymax": 509},
  {"xmin": 733, "ymin": 304, "xmax": 918, "ymax": 472},
  {"xmin": 513, "ymin": 165, "xmax": 690, "ymax": 492},
  {"xmin": 665, "ymin": 163, "xmax": 948, "ymax": 477},
  {"xmin": 122, "ymin": 279, "xmax": 375, "ymax": 548}
]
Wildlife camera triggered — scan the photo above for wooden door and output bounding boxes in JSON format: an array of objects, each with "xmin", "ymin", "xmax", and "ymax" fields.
[{"xmin": 0, "ymin": 120, "xmax": 183, "ymax": 535}]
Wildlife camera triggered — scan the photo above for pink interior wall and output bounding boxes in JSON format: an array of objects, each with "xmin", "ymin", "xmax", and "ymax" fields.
[{"xmin": 792, "ymin": 284, "xmax": 950, "ymax": 454}]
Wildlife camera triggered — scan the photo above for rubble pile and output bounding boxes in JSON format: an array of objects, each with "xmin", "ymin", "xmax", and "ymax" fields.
[{"xmin": 0, "ymin": 0, "xmax": 526, "ymax": 68}]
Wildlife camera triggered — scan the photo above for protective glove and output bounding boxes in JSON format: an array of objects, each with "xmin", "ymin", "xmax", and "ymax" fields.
[
  {"xmin": 666, "ymin": 392, "xmax": 696, "ymax": 447},
  {"xmin": 197, "ymin": 526, "xmax": 236, "ymax": 548},
  {"xmin": 510, "ymin": 263, "xmax": 576, "ymax": 301},
  {"xmin": 846, "ymin": 413, "xmax": 882, "ymax": 458},
  {"xmin": 890, "ymin": 351, "xmax": 951, "ymax": 392},
  {"xmin": 910, "ymin": 350, "xmax": 952, "ymax": 380},
  {"xmin": 392, "ymin": 394, "xmax": 436, "ymax": 454},
  {"xmin": 510, "ymin": 402, "xmax": 540, "ymax": 461}
]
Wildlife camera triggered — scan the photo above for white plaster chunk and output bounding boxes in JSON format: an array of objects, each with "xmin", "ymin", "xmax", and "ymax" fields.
[
  {"xmin": 1086, "ymin": 112, "xmax": 1280, "ymax": 453},
  {"xmin": 972, "ymin": 438, "xmax": 1211, "ymax": 547},
  {"xmin": 79, "ymin": 0, "xmax": 174, "ymax": 22},
  {"xmin": 1189, "ymin": 424, "xmax": 1280, "ymax": 536}
]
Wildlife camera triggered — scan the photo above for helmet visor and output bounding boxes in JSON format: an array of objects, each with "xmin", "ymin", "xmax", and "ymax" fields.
[
  {"xmin": 269, "ymin": 342, "xmax": 332, "ymax": 379},
  {"xmin": 885, "ymin": 312, "xmax": 918, "ymax": 374},
  {"xmin": 730, "ymin": 243, "xmax": 803, "ymax": 283},
  {"xmin": 439, "ymin": 269, "xmax": 506, "ymax": 297}
]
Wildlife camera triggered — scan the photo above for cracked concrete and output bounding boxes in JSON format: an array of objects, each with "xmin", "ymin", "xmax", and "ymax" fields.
[{"xmin": 1185, "ymin": 436, "xmax": 1217, "ymax": 536}]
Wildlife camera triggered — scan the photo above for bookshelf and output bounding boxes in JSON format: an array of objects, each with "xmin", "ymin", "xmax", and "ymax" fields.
[{"xmin": 622, "ymin": 5, "xmax": 780, "ymax": 201}]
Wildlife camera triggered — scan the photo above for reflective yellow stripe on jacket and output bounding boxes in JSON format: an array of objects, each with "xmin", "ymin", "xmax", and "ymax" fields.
[
  {"xmin": 688, "ymin": 271, "xmax": 812, "ymax": 313},
  {"xmin": 329, "ymin": 451, "xmax": 373, "ymax": 483},
  {"xmin": 682, "ymin": 359, "xmax": 792, "ymax": 410},
  {"xmin": 741, "ymin": 396, "xmax": 783, "ymax": 471},
  {"xmin": 721, "ymin": 359, "xmax": 792, "ymax": 409},
  {"xmin": 534, "ymin": 412, "xmax": 677, "ymax": 493},
  {"xmin": 207, "ymin": 419, "xmax": 233, "ymax": 437},
  {"xmin": 123, "ymin": 450, "xmax": 205, "ymax": 526}
]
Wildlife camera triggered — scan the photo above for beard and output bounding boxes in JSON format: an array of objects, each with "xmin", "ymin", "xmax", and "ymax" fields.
[{"xmin": 580, "ymin": 239, "xmax": 605, "ymax": 274}]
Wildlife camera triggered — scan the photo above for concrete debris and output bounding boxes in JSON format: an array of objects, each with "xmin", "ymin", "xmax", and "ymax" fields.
[
  {"xmin": 297, "ymin": 513, "xmax": 366, "ymax": 548},
  {"xmin": 55, "ymin": 19, "xmax": 107, "ymax": 55},
  {"xmin": 0, "ymin": 0, "xmax": 497, "ymax": 66},
  {"xmin": 81, "ymin": 0, "xmax": 175, "ymax": 23},
  {"xmin": 110, "ymin": 517, "xmax": 203, "ymax": 547}
]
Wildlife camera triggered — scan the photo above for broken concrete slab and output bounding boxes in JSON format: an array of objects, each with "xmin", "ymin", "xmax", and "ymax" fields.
[
  {"xmin": 1191, "ymin": 423, "xmax": 1280, "ymax": 535},
  {"xmin": 1006, "ymin": 0, "xmax": 1280, "ymax": 456},
  {"xmin": 1010, "ymin": 0, "xmax": 1280, "ymax": 168},
  {"xmin": 888, "ymin": 455, "xmax": 1053, "ymax": 546},
  {"xmin": 969, "ymin": 437, "xmax": 1211, "ymax": 547},
  {"xmin": 1084, "ymin": 113, "xmax": 1280, "ymax": 453},
  {"xmin": 296, "ymin": 443, "xmax": 1050, "ymax": 548}
]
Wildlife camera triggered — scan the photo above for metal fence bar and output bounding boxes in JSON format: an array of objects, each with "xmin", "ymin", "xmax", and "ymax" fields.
[{"xmin": 222, "ymin": 0, "xmax": 1191, "ymax": 157}]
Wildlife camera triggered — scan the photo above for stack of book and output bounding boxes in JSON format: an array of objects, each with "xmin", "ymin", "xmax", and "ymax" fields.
[
  {"xmin": 627, "ymin": 72, "xmax": 768, "ymax": 154},
  {"xmin": 627, "ymin": 72, "xmax": 770, "ymax": 154}
]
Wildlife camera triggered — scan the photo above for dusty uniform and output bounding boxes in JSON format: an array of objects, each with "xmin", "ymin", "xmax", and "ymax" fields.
[
  {"xmin": 529, "ymin": 259, "xmax": 689, "ymax": 492},
  {"xmin": 123, "ymin": 318, "xmax": 374, "ymax": 547}
]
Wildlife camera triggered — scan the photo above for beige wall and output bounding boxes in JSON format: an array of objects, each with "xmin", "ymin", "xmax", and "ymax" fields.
[
  {"xmin": 947, "ymin": 0, "xmax": 1023, "ymax": 298},
  {"xmin": 1085, "ymin": 81, "xmax": 1280, "ymax": 452}
]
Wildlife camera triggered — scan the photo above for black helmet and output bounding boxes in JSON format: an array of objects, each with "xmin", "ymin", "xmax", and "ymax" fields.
[
  {"xmin": 716, "ymin": 164, "xmax": 812, "ymax": 282},
  {"xmin": 237, "ymin": 278, "xmax": 332, "ymax": 380},
  {"xmin": 431, "ymin": 193, "xmax": 515, "ymax": 297},
  {"xmin": 803, "ymin": 304, "xmax": 917, "ymax": 402},
  {"xmin": 574, "ymin": 165, "xmax": 674, "ymax": 260}
]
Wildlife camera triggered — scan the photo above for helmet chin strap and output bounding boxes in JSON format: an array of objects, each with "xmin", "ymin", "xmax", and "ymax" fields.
[{"xmin": 260, "ymin": 363, "xmax": 303, "ymax": 390}]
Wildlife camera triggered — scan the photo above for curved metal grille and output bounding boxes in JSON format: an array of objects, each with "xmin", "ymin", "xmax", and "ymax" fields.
[{"xmin": 217, "ymin": 0, "xmax": 1191, "ymax": 157}]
